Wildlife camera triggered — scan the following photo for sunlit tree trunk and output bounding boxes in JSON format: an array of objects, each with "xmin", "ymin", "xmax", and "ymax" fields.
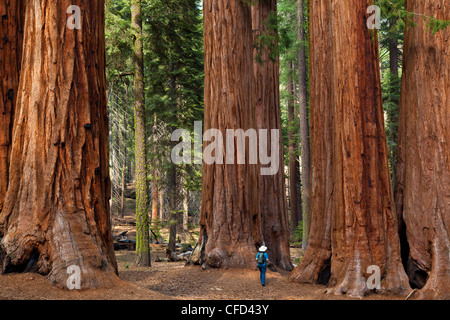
[
  {"xmin": 0, "ymin": 0, "xmax": 24, "ymax": 212},
  {"xmin": 289, "ymin": 0, "xmax": 334, "ymax": 286},
  {"xmin": 132, "ymin": 0, "xmax": 151, "ymax": 267},
  {"xmin": 252, "ymin": 0, "xmax": 292, "ymax": 271},
  {"xmin": 290, "ymin": 0, "xmax": 410, "ymax": 297},
  {"xmin": 190, "ymin": 0, "xmax": 262, "ymax": 268},
  {"xmin": 395, "ymin": 0, "xmax": 449, "ymax": 300},
  {"xmin": 0, "ymin": 0, "xmax": 118, "ymax": 289}
]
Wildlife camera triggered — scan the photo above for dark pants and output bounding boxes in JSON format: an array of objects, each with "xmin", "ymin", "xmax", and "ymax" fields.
[{"xmin": 258, "ymin": 265, "xmax": 267, "ymax": 286}]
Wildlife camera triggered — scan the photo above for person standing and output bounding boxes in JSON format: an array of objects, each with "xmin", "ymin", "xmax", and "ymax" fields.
[{"xmin": 256, "ymin": 246, "xmax": 269, "ymax": 286}]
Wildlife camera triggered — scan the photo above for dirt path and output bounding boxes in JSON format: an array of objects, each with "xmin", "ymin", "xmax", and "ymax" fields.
[
  {"xmin": 0, "ymin": 249, "xmax": 403, "ymax": 300},
  {"xmin": 0, "ymin": 197, "xmax": 404, "ymax": 300}
]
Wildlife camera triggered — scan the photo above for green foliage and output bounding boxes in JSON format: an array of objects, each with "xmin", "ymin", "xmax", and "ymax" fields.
[
  {"xmin": 105, "ymin": 0, "xmax": 133, "ymax": 82},
  {"xmin": 254, "ymin": 11, "xmax": 279, "ymax": 64},
  {"xmin": 150, "ymin": 218, "xmax": 162, "ymax": 240},
  {"xmin": 143, "ymin": 0, "xmax": 204, "ymax": 196},
  {"xmin": 376, "ymin": 0, "xmax": 449, "ymax": 34},
  {"xmin": 277, "ymin": 0, "xmax": 309, "ymax": 167},
  {"xmin": 382, "ymin": 71, "xmax": 401, "ymax": 175},
  {"xmin": 292, "ymin": 221, "xmax": 303, "ymax": 246}
]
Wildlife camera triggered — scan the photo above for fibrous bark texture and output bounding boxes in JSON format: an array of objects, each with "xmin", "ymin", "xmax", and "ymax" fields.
[
  {"xmin": 191, "ymin": 0, "xmax": 262, "ymax": 269},
  {"xmin": 0, "ymin": 0, "xmax": 118, "ymax": 289},
  {"xmin": 0, "ymin": 0, "xmax": 24, "ymax": 212},
  {"xmin": 290, "ymin": 0, "xmax": 410, "ymax": 297},
  {"xmin": 289, "ymin": 0, "xmax": 334, "ymax": 286},
  {"xmin": 131, "ymin": 0, "xmax": 151, "ymax": 267},
  {"xmin": 252, "ymin": 0, "xmax": 292, "ymax": 271},
  {"xmin": 395, "ymin": 0, "xmax": 449, "ymax": 300}
]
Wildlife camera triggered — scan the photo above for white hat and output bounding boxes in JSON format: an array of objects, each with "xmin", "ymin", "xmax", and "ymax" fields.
[{"xmin": 259, "ymin": 246, "xmax": 267, "ymax": 252}]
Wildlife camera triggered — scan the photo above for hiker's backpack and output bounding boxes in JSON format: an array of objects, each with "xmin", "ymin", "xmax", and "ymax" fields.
[{"xmin": 257, "ymin": 252, "xmax": 265, "ymax": 265}]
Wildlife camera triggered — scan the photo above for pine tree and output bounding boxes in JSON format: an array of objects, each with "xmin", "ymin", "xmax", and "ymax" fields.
[{"xmin": 132, "ymin": 0, "xmax": 151, "ymax": 267}]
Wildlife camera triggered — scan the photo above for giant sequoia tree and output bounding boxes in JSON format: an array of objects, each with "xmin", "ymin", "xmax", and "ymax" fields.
[
  {"xmin": 252, "ymin": 0, "xmax": 292, "ymax": 271},
  {"xmin": 288, "ymin": 0, "xmax": 334, "ymax": 286},
  {"xmin": 190, "ymin": 0, "xmax": 262, "ymax": 268},
  {"xmin": 395, "ymin": 0, "xmax": 449, "ymax": 300},
  {"xmin": 0, "ymin": 0, "xmax": 24, "ymax": 213},
  {"xmin": 0, "ymin": 0, "xmax": 118, "ymax": 289},
  {"xmin": 290, "ymin": 0, "xmax": 410, "ymax": 297}
]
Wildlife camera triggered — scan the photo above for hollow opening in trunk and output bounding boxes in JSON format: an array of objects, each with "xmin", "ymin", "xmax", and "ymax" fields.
[
  {"xmin": 2, "ymin": 249, "xmax": 39, "ymax": 274},
  {"xmin": 399, "ymin": 219, "xmax": 428, "ymax": 289},
  {"xmin": 317, "ymin": 258, "xmax": 331, "ymax": 285},
  {"xmin": 0, "ymin": 234, "xmax": 3, "ymax": 271}
]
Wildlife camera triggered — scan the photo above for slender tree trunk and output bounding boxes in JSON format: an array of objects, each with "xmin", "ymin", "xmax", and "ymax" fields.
[
  {"xmin": 151, "ymin": 115, "xmax": 159, "ymax": 225},
  {"xmin": 388, "ymin": 26, "xmax": 399, "ymax": 79},
  {"xmin": 252, "ymin": 0, "xmax": 292, "ymax": 271},
  {"xmin": 132, "ymin": 0, "xmax": 150, "ymax": 267},
  {"xmin": 290, "ymin": 0, "xmax": 410, "ymax": 297},
  {"xmin": 395, "ymin": 0, "xmax": 449, "ymax": 300},
  {"xmin": 297, "ymin": 0, "xmax": 311, "ymax": 250},
  {"xmin": 288, "ymin": 63, "xmax": 299, "ymax": 234},
  {"xmin": 0, "ymin": 0, "xmax": 119, "ymax": 288},
  {"xmin": 159, "ymin": 186, "xmax": 165, "ymax": 221},
  {"xmin": 190, "ymin": 0, "xmax": 262, "ymax": 269},
  {"xmin": 182, "ymin": 174, "xmax": 189, "ymax": 232},
  {"xmin": 0, "ymin": 0, "xmax": 24, "ymax": 213},
  {"xmin": 151, "ymin": 175, "xmax": 159, "ymax": 220},
  {"xmin": 120, "ymin": 112, "xmax": 128, "ymax": 218},
  {"xmin": 167, "ymin": 163, "xmax": 178, "ymax": 253},
  {"xmin": 167, "ymin": 60, "xmax": 179, "ymax": 253}
]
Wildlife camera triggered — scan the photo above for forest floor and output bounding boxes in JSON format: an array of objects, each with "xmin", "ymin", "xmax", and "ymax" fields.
[{"xmin": 0, "ymin": 197, "xmax": 404, "ymax": 300}]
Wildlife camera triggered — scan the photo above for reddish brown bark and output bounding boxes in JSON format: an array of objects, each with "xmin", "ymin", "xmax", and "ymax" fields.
[
  {"xmin": 395, "ymin": 0, "xmax": 449, "ymax": 300},
  {"xmin": 252, "ymin": 0, "xmax": 292, "ymax": 271},
  {"xmin": 0, "ymin": 0, "xmax": 118, "ymax": 289},
  {"xmin": 289, "ymin": 0, "xmax": 334, "ymax": 285},
  {"xmin": 190, "ymin": 0, "xmax": 262, "ymax": 269},
  {"xmin": 290, "ymin": 0, "xmax": 410, "ymax": 297},
  {"xmin": 0, "ymin": 0, "xmax": 24, "ymax": 212}
]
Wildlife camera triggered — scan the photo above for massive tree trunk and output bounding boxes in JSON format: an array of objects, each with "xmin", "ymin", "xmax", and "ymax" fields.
[
  {"xmin": 0, "ymin": 0, "xmax": 118, "ymax": 289},
  {"xmin": 289, "ymin": 0, "xmax": 334, "ymax": 286},
  {"xmin": 252, "ymin": 0, "xmax": 292, "ymax": 271},
  {"xmin": 132, "ymin": 0, "xmax": 151, "ymax": 267},
  {"xmin": 290, "ymin": 0, "xmax": 410, "ymax": 297},
  {"xmin": 395, "ymin": 0, "xmax": 449, "ymax": 300},
  {"xmin": 0, "ymin": 0, "xmax": 24, "ymax": 213},
  {"xmin": 297, "ymin": 0, "xmax": 311, "ymax": 251},
  {"xmin": 190, "ymin": 0, "xmax": 262, "ymax": 269}
]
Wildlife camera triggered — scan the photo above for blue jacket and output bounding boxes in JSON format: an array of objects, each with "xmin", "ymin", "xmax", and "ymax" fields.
[{"xmin": 256, "ymin": 252, "xmax": 269, "ymax": 267}]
